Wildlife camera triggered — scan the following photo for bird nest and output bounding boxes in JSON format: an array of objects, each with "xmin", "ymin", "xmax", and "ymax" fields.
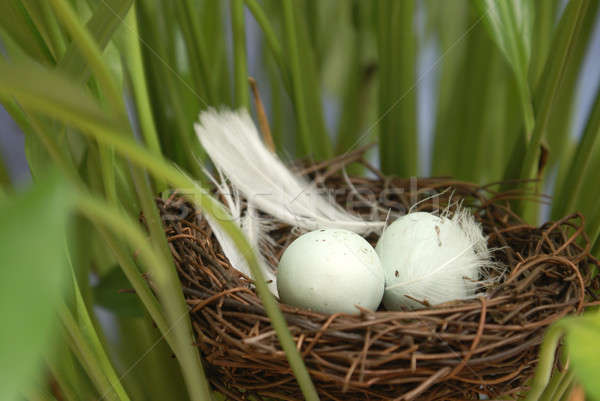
[{"xmin": 159, "ymin": 163, "xmax": 599, "ymax": 401}]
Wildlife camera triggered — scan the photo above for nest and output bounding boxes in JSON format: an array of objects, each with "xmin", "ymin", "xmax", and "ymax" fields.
[{"xmin": 159, "ymin": 163, "xmax": 599, "ymax": 401}]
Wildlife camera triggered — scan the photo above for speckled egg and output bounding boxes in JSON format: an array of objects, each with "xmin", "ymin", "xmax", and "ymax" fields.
[{"xmin": 277, "ymin": 229, "xmax": 384, "ymax": 315}]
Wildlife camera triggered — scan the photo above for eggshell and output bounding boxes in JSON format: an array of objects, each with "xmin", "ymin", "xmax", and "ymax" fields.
[
  {"xmin": 277, "ymin": 229, "xmax": 384, "ymax": 315},
  {"xmin": 376, "ymin": 212, "xmax": 483, "ymax": 310}
]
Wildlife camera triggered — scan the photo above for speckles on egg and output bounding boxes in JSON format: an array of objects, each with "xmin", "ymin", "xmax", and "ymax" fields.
[{"xmin": 277, "ymin": 229, "xmax": 385, "ymax": 315}]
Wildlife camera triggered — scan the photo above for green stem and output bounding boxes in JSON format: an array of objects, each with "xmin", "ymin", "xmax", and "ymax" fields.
[
  {"xmin": 376, "ymin": 0, "xmax": 418, "ymax": 176},
  {"xmin": 538, "ymin": 368, "xmax": 567, "ymax": 401},
  {"xmin": 525, "ymin": 325, "xmax": 565, "ymax": 401},
  {"xmin": 76, "ymin": 121, "xmax": 320, "ymax": 401},
  {"xmin": 174, "ymin": 0, "xmax": 216, "ymax": 103},
  {"xmin": 552, "ymin": 370, "xmax": 575, "ymax": 401},
  {"xmin": 58, "ymin": 305, "xmax": 126, "ymax": 401},
  {"xmin": 553, "ymin": 86, "xmax": 600, "ymax": 217},
  {"xmin": 529, "ymin": 2, "xmax": 559, "ymax": 89},
  {"xmin": 0, "ymin": 60, "xmax": 319, "ymax": 401},
  {"xmin": 281, "ymin": 0, "xmax": 312, "ymax": 157},
  {"xmin": 231, "ymin": 0, "xmax": 249, "ymax": 109},
  {"xmin": 74, "ymin": 195, "xmax": 170, "ymax": 339},
  {"xmin": 517, "ymin": 0, "xmax": 590, "ymax": 207},
  {"xmin": 48, "ymin": 0, "xmax": 125, "ymax": 111},
  {"xmin": 121, "ymin": 5, "xmax": 164, "ymax": 191},
  {"xmin": 244, "ymin": 0, "xmax": 291, "ymax": 92}
]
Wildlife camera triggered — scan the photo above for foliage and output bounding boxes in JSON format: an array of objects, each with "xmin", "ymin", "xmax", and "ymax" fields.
[{"xmin": 0, "ymin": 1, "xmax": 599, "ymax": 400}]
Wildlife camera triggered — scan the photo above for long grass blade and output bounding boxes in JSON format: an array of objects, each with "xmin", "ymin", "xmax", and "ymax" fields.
[
  {"xmin": 0, "ymin": 59, "xmax": 320, "ymax": 401},
  {"xmin": 0, "ymin": 0, "xmax": 55, "ymax": 63},
  {"xmin": 58, "ymin": 301, "xmax": 130, "ymax": 401},
  {"xmin": 49, "ymin": 0, "xmax": 126, "ymax": 110},
  {"xmin": 474, "ymin": 0, "xmax": 535, "ymax": 137},
  {"xmin": 20, "ymin": 0, "xmax": 67, "ymax": 59},
  {"xmin": 281, "ymin": 0, "xmax": 331, "ymax": 160},
  {"xmin": 231, "ymin": 0, "xmax": 250, "ymax": 109},
  {"xmin": 376, "ymin": 0, "xmax": 418, "ymax": 176},
  {"xmin": 173, "ymin": 0, "xmax": 215, "ymax": 104},
  {"xmin": 57, "ymin": 0, "xmax": 133, "ymax": 84},
  {"xmin": 516, "ymin": 0, "xmax": 591, "ymax": 205},
  {"xmin": 553, "ymin": 85, "xmax": 600, "ymax": 218},
  {"xmin": 528, "ymin": 0, "xmax": 560, "ymax": 88}
]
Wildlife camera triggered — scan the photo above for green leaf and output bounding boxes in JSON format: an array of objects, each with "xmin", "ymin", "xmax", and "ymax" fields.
[
  {"xmin": 231, "ymin": 0, "xmax": 250, "ymax": 109},
  {"xmin": 0, "ymin": 172, "xmax": 72, "ymax": 401},
  {"xmin": 0, "ymin": 0, "xmax": 55, "ymax": 63},
  {"xmin": 564, "ymin": 316, "xmax": 600, "ymax": 399},
  {"xmin": 57, "ymin": 0, "xmax": 133, "ymax": 84},
  {"xmin": 473, "ymin": 0, "xmax": 535, "ymax": 137},
  {"xmin": 0, "ymin": 60, "xmax": 130, "ymax": 138},
  {"xmin": 553, "ymin": 83, "xmax": 600, "ymax": 218},
  {"xmin": 376, "ymin": 0, "xmax": 418, "ymax": 176},
  {"xmin": 93, "ymin": 266, "xmax": 145, "ymax": 317},
  {"xmin": 281, "ymin": 0, "xmax": 332, "ymax": 160},
  {"xmin": 515, "ymin": 0, "xmax": 591, "ymax": 215},
  {"xmin": 20, "ymin": 0, "xmax": 67, "ymax": 59}
]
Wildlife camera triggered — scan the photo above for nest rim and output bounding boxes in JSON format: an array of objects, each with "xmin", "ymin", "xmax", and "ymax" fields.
[{"xmin": 160, "ymin": 166, "xmax": 599, "ymax": 401}]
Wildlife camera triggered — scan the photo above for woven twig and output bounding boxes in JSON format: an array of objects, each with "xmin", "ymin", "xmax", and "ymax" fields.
[{"xmin": 158, "ymin": 163, "xmax": 599, "ymax": 401}]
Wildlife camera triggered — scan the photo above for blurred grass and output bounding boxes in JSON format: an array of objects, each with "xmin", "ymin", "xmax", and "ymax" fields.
[{"xmin": 1, "ymin": 1, "xmax": 600, "ymax": 400}]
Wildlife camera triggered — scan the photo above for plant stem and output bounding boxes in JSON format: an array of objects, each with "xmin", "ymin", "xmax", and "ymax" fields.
[
  {"xmin": 244, "ymin": 0, "xmax": 291, "ymax": 93},
  {"xmin": 121, "ymin": 5, "xmax": 165, "ymax": 191},
  {"xmin": 48, "ymin": 0, "xmax": 125, "ymax": 111},
  {"xmin": 231, "ymin": 0, "xmax": 249, "ymax": 109},
  {"xmin": 17, "ymin": 100, "xmax": 320, "ymax": 399},
  {"xmin": 376, "ymin": 0, "xmax": 418, "ymax": 176},
  {"xmin": 517, "ymin": 0, "xmax": 590, "ymax": 212},
  {"xmin": 552, "ymin": 85, "xmax": 600, "ymax": 218},
  {"xmin": 525, "ymin": 324, "xmax": 564, "ymax": 401}
]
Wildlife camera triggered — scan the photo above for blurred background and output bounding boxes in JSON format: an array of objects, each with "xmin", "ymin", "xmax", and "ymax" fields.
[{"xmin": 3, "ymin": 4, "xmax": 599, "ymax": 189}]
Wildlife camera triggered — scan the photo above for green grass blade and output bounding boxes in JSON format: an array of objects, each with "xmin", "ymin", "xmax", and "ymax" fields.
[
  {"xmin": 281, "ymin": 0, "xmax": 313, "ymax": 157},
  {"xmin": 199, "ymin": 0, "xmax": 230, "ymax": 106},
  {"xmin": 376, "ymin": 0, "xmax": 418, "ymax": 176},
  {"xmin": 58, "ymin": 0, "xmax": 133, "ymax": 84},
  {"xmin": 244, "ymin": 0, "xmax": 291, "ymax": 94},
  {"xmin": 430, "ymin": 0, "xmax": 470, "ymax": 177},
  {"xmin": 528, "ymin": 0, "xmax": 560, "ymax": 88},
  {"xmin": 58, "ymin": 301, "xmax": 130, "ymax": 401},
  {"xmin": 172, "ymin": 0, "xmax": 216, "ymax": 104},
  {"xmin": 552, "ymin": 85, "xmax": 600, "ymax": 218},
  {"xmin": 0, "ymin": 59, "xmax": 319, "ymax": 400},
  {"xmin": 290, "ymin": 2, "xmax": 332, "ymax": 159},
  {"xmin": 76, "ymin": 194, "xmax": 214, "ymax": 401},
  {"xmin": 0, "ymin": 0, "xmax": 55, "ymax": 63},
  {"xmin": 231, "ymin": 0, "xmax": 250, "ymax": 109},
  {"xmin": 335, "ymin": 1, "xmax": 375, "ymax": 166},
  {"xmin": 474, "ymin": 0, "xmax": 535, "ymax": 138},
  {"xmin": 281, "ymin": 0, "xmax": 331, "ymax": 159},
  {"xmin": 49, "ymin": 0, "xmax": 127, "ymax": 110},
  {"xmin": 0, "ymin": 173, "xmax": 72, "ymax": 401},
  {"xmin": 75, "ymin": 196, "xmax": 170, "ymax": 340},
  {"xmin": 119, "ymin": 5, "xmax": 164, "ymax": 190},
  {"xmin": 20, "ymin": 0, "xmax": 67, "ymax": 59},
  {"xmin": 135, "ymin": 0, "xmax": 205, "ymax": 177},
  {"xmin": 517, "ymin": 0, "xmax": 590, "ymax": 196}
]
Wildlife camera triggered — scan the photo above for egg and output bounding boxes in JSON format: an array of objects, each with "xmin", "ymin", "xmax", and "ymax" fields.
[
  {"xmin": 376, "ymin": 211, "xmax": 491, "ymax": 310},
  {"xmin": 277, "ymin": 229, "xmax": 384, "ymax": 315}
]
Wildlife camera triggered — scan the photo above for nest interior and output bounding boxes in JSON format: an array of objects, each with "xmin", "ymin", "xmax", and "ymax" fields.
[{"xmin": 159, "ymin": 166, "xmax": 599, "ymax": 401}]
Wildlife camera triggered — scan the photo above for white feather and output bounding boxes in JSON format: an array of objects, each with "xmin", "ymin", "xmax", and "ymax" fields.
[
  {"xmin": 377, "ymin": 207, "xmax": 501, "ymax": 310},
  {"xmin": 201, "ymin": 172, "xmax": 279, "ymax": 296},
  {"xmin": 194, "ymin": 109, "xmax": 384, "ymax": 234}
]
